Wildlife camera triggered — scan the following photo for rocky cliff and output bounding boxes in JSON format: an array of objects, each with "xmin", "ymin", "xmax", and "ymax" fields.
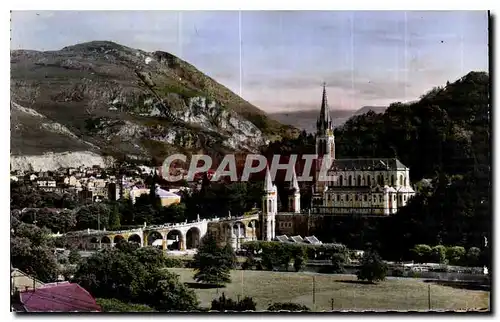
[{"xmin": 11, "ymin": 41, "xmax": 297, "ymax": 170}]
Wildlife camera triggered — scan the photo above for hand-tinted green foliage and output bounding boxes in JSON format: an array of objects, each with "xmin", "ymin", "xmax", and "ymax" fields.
[
  {"xmin": 96, "ymin": 298, "xmax": 156, "ymax": 312},
  {"xmin": 10, "ymin": 221, "xmax": 59, "ymax": 282},
  {"xmin": 430, "ymin": 245, "xmax": 447, "ymax": 264},
  {"xmin": 16, "ymin": 207, "xmax": 77, "ymax": 234},
  {"xmin": 164, "ymin": 257, "xmax": 185, "ymax": 268},
  {"xmin": 68, "ymin": 249, "xmax": 82, "ymax": 264},
  {"xmin": 74, "ymin": 246, "xmax": 198, "ymax": 311},
  {"xmin": 182, "ymin": 181, "xmax": 264, "ymax": 220},
  {"xmin": 242, "ymin": 241, "xmax": 348, "ymax": 272},
  {"xmin": 10, "ymin": 182, "xmax": 78, "ymax": 210},
  {"xmin": 356, "ymin": 251, "xmax": 388, "ymax": 283},
  {"xmin": 466, "ymin": 247, "xmax": 481, "ymax": 267},
  {"xmin": 331, "ymin": 252, "xmax": 347, "ymax": 273},
  {"xmin": 446, "ymin": 246, "xmax": 466, "ymax": 266},
  {"xmin": 210, "ymin": 293, "xmax": 256, "ymax": 312},
  {"xmin": 192, "ymin": 234, "xmax": 235, "ymax": 286},
  {"xmin": 267, "ymin": 302, "xmax": 311, "ymax": 312},
  {"xmin": 410, "ymin": 244, "xmax": 432, "ymax": 263}
]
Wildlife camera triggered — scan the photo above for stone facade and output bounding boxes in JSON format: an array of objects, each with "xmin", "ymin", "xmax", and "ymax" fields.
[{"xmin": 312, "ymin": 85, "xmax": 415, "ymax": 215}]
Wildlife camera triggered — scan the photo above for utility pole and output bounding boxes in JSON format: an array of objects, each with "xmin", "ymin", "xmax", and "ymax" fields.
[
  {"xmin": 98, "ymin": 212, "xmax": 101, "ymax": 249},
  {"xmin": 428, "ymin": 284, "xmax": 431, "ymax": 310},
  {"xmin": 312, "ymin": 276, "xmax": 316, "ymax": 310}
]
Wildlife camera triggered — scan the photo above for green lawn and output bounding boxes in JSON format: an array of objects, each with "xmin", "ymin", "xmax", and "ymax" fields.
[{"xmin": 168, "ymin": 268, "xmax": 490, "ymax": 312}]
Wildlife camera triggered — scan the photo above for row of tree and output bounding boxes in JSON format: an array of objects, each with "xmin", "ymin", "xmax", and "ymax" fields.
[
  {"xmin": 11, "ymin": 178, "xmax": 265, "ymax": 234},
  {"xmin": 410, "ymin": 244, "xmax": 485, "ymax": 267}
]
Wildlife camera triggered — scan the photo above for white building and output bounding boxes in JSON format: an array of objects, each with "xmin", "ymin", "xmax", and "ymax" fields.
[
  {"xmin": 261, "ymin": 168, "xmax": 277, "ymax": 240},
  {"xmin": 311, "ymin": 84, "xmax": 416, "ymax": 215}
]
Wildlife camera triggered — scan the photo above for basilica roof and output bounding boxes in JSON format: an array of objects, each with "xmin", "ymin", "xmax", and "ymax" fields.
[{"xmin": 329, "ymin": 158, "xmax": 408, "ymax": 171}]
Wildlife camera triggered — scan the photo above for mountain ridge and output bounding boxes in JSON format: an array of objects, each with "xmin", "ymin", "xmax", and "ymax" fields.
[
  {"xmin": 269, "ymin": 105, "xmax": 389, "ymax": 133},
  {"xmin": 10, "ymin": 41, "xmax": 298, "ymax": 168}
]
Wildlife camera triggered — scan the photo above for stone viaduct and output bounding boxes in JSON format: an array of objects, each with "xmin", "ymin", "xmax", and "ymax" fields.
[{"xmin": 63, "ymin": 213, "xmax": 261, "ymax": 251}]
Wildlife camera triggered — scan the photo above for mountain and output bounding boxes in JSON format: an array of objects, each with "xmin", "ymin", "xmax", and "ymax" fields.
[
  {"xmin": 269, "ymin": 106, "xmax": 387, "ymax": 133},
  {"xmin": 353, "ymin": 105, "xmax": 388, "ymax": 116},
  {"xmin": 10, "ymin": 41, "xmax": 297, "ymax": 169}
]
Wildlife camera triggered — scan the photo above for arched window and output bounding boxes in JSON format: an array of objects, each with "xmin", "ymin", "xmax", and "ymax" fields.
[
  {"xmin": 337, "ymin": 195, "xmax": 340, "ymax": 201},
  {"xmin": 357, "ymin": 175, "xmax": 362, "ymax": 186},
  {"xmin": 404, "ymin": 177, "xmax": 407, "ymax": 186},
  {"xmin": 364, "ymin": 195, "xmax": 367, "ymax": 202},
  {"xmin": 348, "ymin": 175, "xmax": 352, "ymax": 186},
  {"xmin": 391, "ymin": 175, "xmax": 395, "ymax": 186},
  {"xmin": 339, "ymin": 175, "xmax": 343, "ymax": 186},
  {"xmin": 400, "ymin": 175, "xmax": 404, "ymax": 186},
  {"xmin": 367, "ymin": 175, "xmax": 371, "ymax": 186}
]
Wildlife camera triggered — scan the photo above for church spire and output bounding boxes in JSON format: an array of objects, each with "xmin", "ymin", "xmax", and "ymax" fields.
[
  {"xmin": 289, "ymin": 167, "xmax": 299, "ymax": 192},
  {"xmin": 264, "ymin": 167, "xmax": 274, "ymax": 192},
  {"xmin": 317, "ymin": 82, "xmax": 332, "ymax": 132}
]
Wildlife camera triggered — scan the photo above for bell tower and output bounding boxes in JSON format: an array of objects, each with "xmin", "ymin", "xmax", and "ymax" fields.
[
  {"xmin": 314, "ymin": 83, "xmax": 335, "ymax": 195},
  {"xmin": 288, "ymin": 167, "xmax": 301, "ymax": 213},
  {"xmin": 260, "ymin": 168, "xmax": 277, "ymax": 241}
]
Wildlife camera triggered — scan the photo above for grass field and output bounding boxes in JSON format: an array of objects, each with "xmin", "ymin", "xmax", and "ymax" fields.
[{"xmin": 168, "ymin": 268, "xmax": 490, "ymax": 312}]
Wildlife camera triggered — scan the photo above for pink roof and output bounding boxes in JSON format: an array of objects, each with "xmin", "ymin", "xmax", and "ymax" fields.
[{"xmin": 19, "ymin": 283, "xmax": 101, "ymax": 312}]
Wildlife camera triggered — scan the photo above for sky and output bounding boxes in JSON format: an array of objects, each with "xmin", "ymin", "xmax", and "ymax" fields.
[{"xmin": 11, "ymin": 10, "xmax": 489, "ymax": 113}]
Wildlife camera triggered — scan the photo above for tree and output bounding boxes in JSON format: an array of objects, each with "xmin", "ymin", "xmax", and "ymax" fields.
[
  {"xmin": 133, "ymin": 246, "xmax": 166, "ymax": 269},
  {"xmin": 410, "ymin": 244, "xmax": 432, "ymax": 263},
  {"xmin": 331, "ymin": 252, "xmax": 347, "ymax": 273},
  {"xmin": 267, "ymin": 302, "xmax": 311, "ymax": 312},
  {"xmin": 466, "ymin": 247, "xmax": 481, "ymax": 267},
  {"xmin": 96, "ymin": 298, "xmax": 156, "ymax": 312},
  {"xmin": 356, "ymin": 251, "xmax": 387, "ymax": 284},
  {"xmin": 74, "ymin": 246, "xmax": 198, "ymax": 311},
  {"xmin": 292, "ymin": 246, "xmax": 307, "ymax": 272},
  {"xmin": 140, "ymin": 269, "xmax": 199, "ymax": 311},
  {"xmin": 68, "ymin": 249, "xmax": 82, "ymax": 264},
  {"xmin": 75, "ymin": 248, "xmax": 148, "ymax": 300},
  {"xmin": 10, "ymin": 223, "xmax": 59, "ymax": 282},
  {"xmin": 430, "ymin": 245, "xmax": 447, "ymax": 264},
  {"xmin": 210, "ymin": 293, "xmax": 256, "ymax": 311},
  {"xmin": 192, "ymin": 234, "xmax": 234, "ymax": 286},
  {"xmin": 75, "ymin": 203, "xmax": 111, "ymax": 230},
  {"xmin": 446, "ymin": 246, "xmax": 466, "ymax": 266},
  {"xmin": 23, "ymin": 208, "xmax": 77, "ymax": 234},
  {"xmin": 108, "ymin": 203, "xmax": 121, "ymax": 230}
]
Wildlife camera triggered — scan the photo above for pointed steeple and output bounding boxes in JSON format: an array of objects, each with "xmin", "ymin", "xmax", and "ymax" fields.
[
  {"xmin": 289, "ymin": 168, "xmax": 299, "ymax": 192},
  {"xmin": 317, "ymin": 83, "xmax": 332, "ymax": 133},
  {"xmin": 264, "ymin": 167, "xmax": 274, "ymax": 192}
]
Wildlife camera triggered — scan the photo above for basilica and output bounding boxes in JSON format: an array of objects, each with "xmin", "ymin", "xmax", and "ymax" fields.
[{"xmin": 263, "ymin": 84, "xmax": 416, "ymax": 222}]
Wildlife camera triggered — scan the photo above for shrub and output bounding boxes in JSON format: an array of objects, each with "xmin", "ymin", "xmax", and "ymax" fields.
[
  {"xmin": 242, "ymin": 255, "xmax": 257, "ymax": 270},
  {"xmin": 430, "ymin": 245, "xmax": 447, "ymax": 264},
  {"xmin": 446, "ymin": 246, "xmax": 466, "ymax": 266},
  {"xmin": 210, "ymin": 293, "xmax": 256, "ymax": 312},
  {"xmin": 164, "ymin": 257, "xmax": 185, "ymax": 268},
  {"xmin": 356, "ymin": 251, "xmax": 387, "ymax": 283},
  {"xmin": 331, "ymin": 253, "xmax": 347, "ymax": 273},
  {"xmin": 192, "ymin": 234, "xmax": 235, "ymax": 286},
  {"xmin": 267, "ymin": 302, "xmax": 311, "ymax": 312},
  {"xmin": 68, "ymin": 249, "xmax": 82, "ymax": 265},
  {"xmin": 410, "ymin": 244, "xmax": 432, "ymax": 263},
  {"xmin": 466, "ymin": 247, "xmax": 481, "ymax": 267},
  {"xmin": 96, "ymin": 298, "xmax": 156, "ymax": 312}
]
